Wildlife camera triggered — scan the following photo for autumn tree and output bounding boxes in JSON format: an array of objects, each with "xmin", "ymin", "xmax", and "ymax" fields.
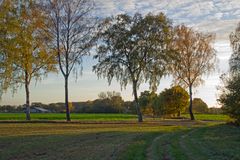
[
  {"xmin": 43, "ymin": 0, "xmax": 97, "ymax": 121},
  {"xmin": 192, "ymin": 98, "xmax": 208, "ymax": 113},
  {"xmin": 0, "ymin": 0, "xmax": 15, "ymax": 97},
  {"xmin": 157, "ymin": 86, "xmax": 189, "ymax": 117},
  {"xmin": 0, "ymin": 0, "xmax": 56, "ymax": 120},
  {"xmin": 93, "ymin": 13, "xmax": 173, "ymax": 122},
  {"xmin": 0, "ymin": 0, "xmax": 21, "ymax": 96},
  {"xmin": 171, "ymin": 25, "xmax": 216, "ymax": 120}
]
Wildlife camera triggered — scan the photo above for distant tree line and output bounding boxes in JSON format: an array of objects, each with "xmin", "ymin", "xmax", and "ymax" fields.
[
  {"xmin": 0, "ymin": 91, "xmax": 133, "ymax": 113},
  {"xmin": 0, "ymin": 89, "xmax": 222, "ymax": 115},
  {"xmin": 139, "ymin": 86, "xmax": 222, "ymax": 117}
]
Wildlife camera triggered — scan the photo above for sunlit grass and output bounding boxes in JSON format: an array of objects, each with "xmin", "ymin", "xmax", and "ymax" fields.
[
  {"xmin": 182, "ymin": 113, "xmax": 230, "ymax": 121},
  {"xmin": 0, "ymin": 113, "xmax": 137, "ymax": 121},
  {"xmin": 0, "ymin": 113, "xmax": 230, "ymax": 122},
  {"xmin": 0, "ymin": 122, "xmax": 184, "ymax": 137}
]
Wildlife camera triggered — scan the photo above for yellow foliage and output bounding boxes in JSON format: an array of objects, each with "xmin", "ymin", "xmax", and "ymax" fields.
[
  {"xmin": 68, "ymin": 102, "xmax": 75, "ymax": 112},
  {"xmin": 0, "ymin": 0, "xmax": 57, "ymax": 93}
]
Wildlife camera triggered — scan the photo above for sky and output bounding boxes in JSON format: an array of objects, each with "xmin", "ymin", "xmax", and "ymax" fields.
[{"xmin": 1, "ymin": 0, "xmax": 240, "ymax": 107}]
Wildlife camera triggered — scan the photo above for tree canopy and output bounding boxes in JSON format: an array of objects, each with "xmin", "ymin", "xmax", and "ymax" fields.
[
  {"xmin": 139, "ymin": 90, "xmax": 157, "ymax": 116},
  {"xmin": 171, "ymin": 25, "xmax": 217, "ymax": 120},
  {"xmin": 0, "ymin": 0, "xmax": 56, "ymax": 120},
  {"xmin": 218, "ymin": 23, "xmax": 240, "ymax": 124},
  {"xmin": 229, "ymin": 23, "xmax": 240, "ymax": 73},
  {"xmin": 218, "ymin": 74, "xmax": 240, "ymax": 124},
  {"xmin": 192, "ymin": 98, "xmax": 208, "ymax": 113},
  {"xmin": 157, "ymin": 86, "xmax": 189, "ymax": 117},
  {"xmin": 93, "ymin": 13, "xmax": 173, "ymax": 122}
]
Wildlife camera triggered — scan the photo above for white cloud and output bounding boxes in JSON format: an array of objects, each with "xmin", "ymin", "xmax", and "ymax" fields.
[
  {"xmin": 95, "ymin": 0, "xmax": 118, "ymax": 17},
  {"xmin": 96, "ymin": 0, "xmax": 240, "ymax": 41},
  {"xmin": 115, "ymin": 0, "xmax": 136, "ymax": 12}
]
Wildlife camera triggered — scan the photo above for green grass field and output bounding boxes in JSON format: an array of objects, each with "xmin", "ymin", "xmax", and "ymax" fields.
[
  {"xmin": 0, "ymin": 113, "xmax": 230, "ymax": 121},
  {"xmin": 182, "ymin": 113, "xmax": 230, "ymax": 121},
  {"xmin": 0, "ymin": 113, "xmax": 238, "ymax": 160},
  {"xmin": 0, "ymin": 120, "xmax": 239, "ymax": 160},
  {"xmin": 0, "ymin": 113, "xmax": 137, "ymax": 121}
]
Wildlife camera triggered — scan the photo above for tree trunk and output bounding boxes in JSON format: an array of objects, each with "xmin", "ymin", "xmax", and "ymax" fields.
[
  {"xmin": 25, "ymin": 73, "xmax": 30, "ymax": 121},
  {"xmin": 65, "ymin": 76, "xmax": 71, "ymax": 121},
  {"xmin": 178, "ymin": 110, "xmax": 181, "ymax": 117},
  {"xmin": 189, "ymin": 85, "xmax": 195, "ymax": 120},
  {"xmin": 133, "ymin": 82, "xmax": 143, "ymax": 122}
]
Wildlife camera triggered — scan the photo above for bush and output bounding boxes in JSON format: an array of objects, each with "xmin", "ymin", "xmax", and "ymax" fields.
[
  {"xmin": 156, "ymin": 86, "xmax": 189, "ymax": 117},
  {"xmin": 139, "ymin": 91, "xmax": 157, "ymax": 116},
  {"xmin": 192, "ymin": 98, "xmax": 208, "ymax": 113},
  {"xmin": 218, "ymin": 74, "xmax": 240, "ymax": 124}
]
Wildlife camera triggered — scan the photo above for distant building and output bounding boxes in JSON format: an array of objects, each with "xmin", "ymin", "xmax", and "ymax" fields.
[
  {"xmin": 23, "ymin": 106, "xmax": 51, "ymax": 113},
  {"xmin": 32, "ymin": 107, "xmax": 51, "ymax": 113}
]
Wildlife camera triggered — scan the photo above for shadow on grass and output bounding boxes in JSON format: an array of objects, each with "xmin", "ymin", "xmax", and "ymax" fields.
[
  {"xmin": 0, "ymin": 122, "xmax": 239, "ymax": 160},
  {"xmin": 0, "ymin": 131, "xmax": 159, "ymax": 160},
  {"xmin": 148, "ymin": 124, "xmax": 240, "ymax": 160}
]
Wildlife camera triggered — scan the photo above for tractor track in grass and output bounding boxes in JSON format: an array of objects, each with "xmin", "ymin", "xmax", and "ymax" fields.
[
  {"xmin": 146, "ymin": 134, "xmax": 170, "ymax": 160},
  {"xmin": 179, "ymin": 127, "xmax": 201, "ymax": 160},
  {"xmin": 146, "ymin": 130, "xmax": 194, "ymax": 160},
  {"xmin": 146, "ymin": 120, "xmax": 209, "ymax": 160}
]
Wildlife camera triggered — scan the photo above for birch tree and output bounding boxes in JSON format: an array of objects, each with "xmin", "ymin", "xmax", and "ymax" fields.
[
  {"xmin": 0, "ymin": 0, "xmax": 56, "ymax": 120},
  {"xmin": 171, "ymin": 25, "xmax": 216, "ymax": 120},
  {"xmin": 43, "ymin": 0, "xmax": 97, "ymax": 121},
  {"xmin": 93, "ymin": 13, "xmax": 173, "ymax": 122}
]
